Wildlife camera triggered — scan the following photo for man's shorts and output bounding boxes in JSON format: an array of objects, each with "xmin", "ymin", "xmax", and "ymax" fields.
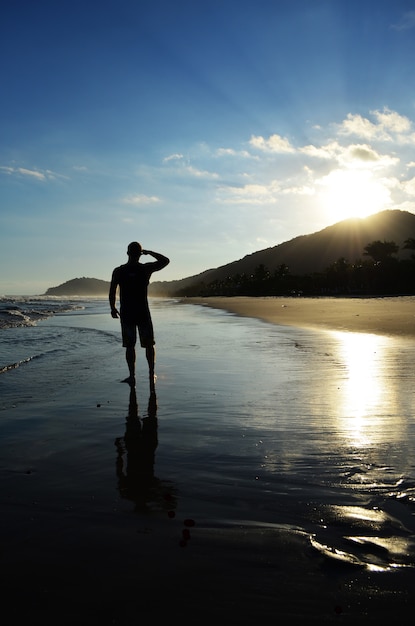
[{"xmin": 120, "ymin": 316, "xmax": 155, "ymax": 348}]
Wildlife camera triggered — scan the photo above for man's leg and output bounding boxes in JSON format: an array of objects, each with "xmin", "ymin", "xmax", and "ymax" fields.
[
  {"xmin": 121, "ymin": 319, "xmax": 137, "ymax": 385},
  {"xmin": 125, "ymin": 346, "xmax": 136, "ymax": 384},
  {"xmin": 146, "ymin": 345, "xmax": 156, "ymax": 394}
]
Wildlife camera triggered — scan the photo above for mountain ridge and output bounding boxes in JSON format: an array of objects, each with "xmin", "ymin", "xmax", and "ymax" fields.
[
  {"xmin": 150, "ymin": 209, "xmax": 415, "ymax": 295},
  {"xmin": 44, "ymin": 209, "xmax": 415, "ymax": 296},
  {"xmin": 45, "ymin": 277, "xmax": 111, "ymax": 296}
]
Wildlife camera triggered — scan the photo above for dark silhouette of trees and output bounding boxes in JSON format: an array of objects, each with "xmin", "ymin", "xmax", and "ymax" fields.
[
  {"xmin": 403, "ymin": 238, "xmax": 415, "ymax": 259},
  {"xmin": 403, "ymin": 237, "xmax": 415, "ymax": 250},
  {"xmin": 176, "ymin": 238, "xmax": 415, "ymax": 298},
  {"xmin": 363, "ymin": 240, "xmax": 399, "ymax": 263},
  {"xmin": 361, "ymin": 240, "xmax": 400, "ymax": 293}
]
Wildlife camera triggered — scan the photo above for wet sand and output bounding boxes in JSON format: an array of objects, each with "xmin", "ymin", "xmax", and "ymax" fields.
[
  {"xmin": 2, "ymin": 298, "xmax": 415, "ymax": 624},
  {"xmin": 183, "ymin": 295, "xmax": 415, "ymax": 337}
]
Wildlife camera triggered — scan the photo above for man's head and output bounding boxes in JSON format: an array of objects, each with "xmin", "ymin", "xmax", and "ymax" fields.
[{"xmin": 127, "ymin": 242, "xmax": 142, "ymax": 259}]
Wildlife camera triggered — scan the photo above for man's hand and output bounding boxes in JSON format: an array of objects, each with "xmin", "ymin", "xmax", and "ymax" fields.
[
  {"xmin": 111, "ymin": 307, "xmax": 119, "ymax": 319},
  {"xmin": 141, "ymin": 249, "xmax": 170, "ymax": 268}
]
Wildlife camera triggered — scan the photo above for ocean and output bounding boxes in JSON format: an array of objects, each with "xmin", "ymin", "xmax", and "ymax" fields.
[{"xmin": 1, "ymin": 295, "xmax": 415, "ymax": 579}]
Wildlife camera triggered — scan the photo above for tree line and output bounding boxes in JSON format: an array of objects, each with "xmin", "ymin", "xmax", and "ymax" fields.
[{"xmin": 176, "ymin": 239, "xmax": 415, "ymax": 297}]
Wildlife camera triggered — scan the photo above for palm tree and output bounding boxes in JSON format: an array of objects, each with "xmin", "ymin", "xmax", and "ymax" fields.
[
  {"xmin": 403, "ymin": 237, "xmax": 415, "ymax": 251},
  {"xmin": 363, "ymin": 240, "xmax": 399, "ymax": 263}
]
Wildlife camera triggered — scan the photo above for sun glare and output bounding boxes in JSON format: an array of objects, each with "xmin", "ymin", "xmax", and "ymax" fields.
[
  {"xmin": 318, "ymin": 168, "xmax": 391, "ymax": 222},
  {"xmin": 331, "ymin": 331, "xmax": 391, "ymax": 448}
]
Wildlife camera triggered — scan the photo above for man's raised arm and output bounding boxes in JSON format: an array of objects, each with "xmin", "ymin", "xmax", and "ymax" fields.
[{"xmin": 142, "ymin": 249, "xmax": 170, "ymax": 270}]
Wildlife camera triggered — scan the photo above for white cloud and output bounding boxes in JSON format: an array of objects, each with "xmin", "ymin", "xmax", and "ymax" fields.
[
  {"xmin": 337, "ymin": 108, "xmax": 414, "ymax": 142},
  {"xmin": 1, "ymin": 166, "xmax": 44, "ymax": 180},
  {"xmin": 162, "ymin": 153, "xmax": 219, "ymax": 178},
  {"xmin": 163, "ymin": 153, "xmax": 184, "ymax": 163},
  {"xmin": 373, "ymin": 108, "xmax": 411, "ymax": 133},
  {"xmin": 249, "ymin": 133, "xmax": 295, "ymax": 153},
  {"xmin": 401, "ymin": 176, "xmax": 415, "ymax": 197},
  {"xmin": 299, "ymin": 144, "xmax": 333, "ymax": 159},
  {"xmin": 282, "ymin": 184, "xmax": 315, "ymax": 196},
  {"xmin": 337, "ymin": 143, "xmax": 399, "ymax": 169},
  {"xmin": 18, "ymin": 168, "xmax": 46, "ymax": 180},
  {"xmin": 299, "ymin": 138, "xmax": 398, "ymax": 169},
  {"xmin": 122, "ymin": 194, "xmax": 160, "ymax": 205},
  {"xmin": 0, "ymin": 166, "xmax": 15, "ymax": 176},
  {"xmin": 184, "ymin": 165, "xmax": 219, "ymax": 179},
  {"xmin": 216, "ymin": 147, "xmax": 253, "ymax": 158},
  {"xmin": 218, "ymin": 181, "xmax": 281, "ymax": 204},
  {"xmin": 338, "ymin": 113, "xmax": 386, "ymax": 140}
]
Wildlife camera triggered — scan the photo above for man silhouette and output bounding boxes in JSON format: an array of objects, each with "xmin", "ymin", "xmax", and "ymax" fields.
[{"xmin": 109, "ymin": 242, "xmax": 169, "ymax": 392}]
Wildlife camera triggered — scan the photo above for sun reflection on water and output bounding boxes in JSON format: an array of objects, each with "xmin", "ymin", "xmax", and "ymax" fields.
[{"xmin": 329, "ymin": 331, "xmax": 394, "ymax": 447}]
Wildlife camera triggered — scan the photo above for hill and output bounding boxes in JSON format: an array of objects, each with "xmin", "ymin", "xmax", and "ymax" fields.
[
  {"xmin": 45, "ymin": 277, "xmax": 110, "ymax": 296},
  {"xmin": 149, "ymin": 209, "xmax": 415, "ymax": 296},
  {"xmin": 44, "ymin": 210, "xmax": 415, "ymax": 297}
]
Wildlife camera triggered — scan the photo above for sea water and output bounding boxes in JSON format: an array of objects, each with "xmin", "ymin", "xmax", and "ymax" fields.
[{"xmin": 1, "ymin": 296, "xmax": 415, "ymax": 573}]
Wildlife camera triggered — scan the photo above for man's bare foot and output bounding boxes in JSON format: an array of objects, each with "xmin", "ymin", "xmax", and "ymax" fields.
[{"xmin": 122, "ymin": 375, "xmax": 136, "ymax": 386}]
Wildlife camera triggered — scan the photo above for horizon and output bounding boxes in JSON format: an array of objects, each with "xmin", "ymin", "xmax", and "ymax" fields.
[{"xmin": 2, "ymin": 1, "xmax": 415, "ymax": 295}]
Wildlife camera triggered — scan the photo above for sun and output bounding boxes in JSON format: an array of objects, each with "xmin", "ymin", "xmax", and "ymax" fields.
[{"xmin": 317, "ymin": 168, "xmax": 391, "ymax": 222}]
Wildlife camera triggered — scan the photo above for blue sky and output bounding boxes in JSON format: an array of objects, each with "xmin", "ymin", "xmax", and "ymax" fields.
[{"xmin": 2, "ymin": 0, "xmax": 415, "ymax": 294}]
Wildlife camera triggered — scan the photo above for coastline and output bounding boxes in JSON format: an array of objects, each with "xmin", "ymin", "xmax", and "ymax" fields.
[{"xmin": 180, "ymin": 295, "xmax": 415, "ymax": 337}]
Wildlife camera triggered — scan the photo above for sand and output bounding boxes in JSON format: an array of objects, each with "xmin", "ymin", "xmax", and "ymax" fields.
[
  {"xmin": 182, "ymin": 295, "xmax": 415, "ymax": 337},
  {"xmin": 3, "ymin": 297, "xmax": 415, "ymax": 624}
]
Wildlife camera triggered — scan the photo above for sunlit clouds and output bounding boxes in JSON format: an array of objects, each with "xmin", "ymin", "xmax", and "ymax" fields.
[
  {"xmin": 218, "ymin": 181, "xmax": 282, "ymax": 205},
  {"xmin": 4, "ymin": 108, "xmax": 415, "ymax": 246},
  {"xmin": 161, "ymin": 108, "xmax": 409, "ymax": 235},
  {"xmin": 249, "ymin": 134, "xmax": 295, "ymax": 153},
  {"xmin": 211, "ymin": 108, "xmax": 415, "ymax": 224},
  {"xmin": 337, "ymin": 109, "xmax": 414, "ymax": 141},
  {"xmin": 3, "ymin": 106, "xmax": 415, "ymax": 292}
]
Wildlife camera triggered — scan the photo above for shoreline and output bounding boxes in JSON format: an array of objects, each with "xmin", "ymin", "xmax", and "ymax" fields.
[{"xmin": 181, "ymin": 295, "xmax": 415, "ymax": 337}]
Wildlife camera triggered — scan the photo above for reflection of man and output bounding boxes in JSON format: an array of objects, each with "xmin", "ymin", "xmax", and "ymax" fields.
[
  {"xmin": 109, "ymin": 242, "xmax": 169, "ymax": 392},
  {"xmin": 115, "ymin": 388, "xmax": 176, "ymax": 514},
  {"xmin": 115, "ymin": 388, "xmax": 158, "ymax": 512}
]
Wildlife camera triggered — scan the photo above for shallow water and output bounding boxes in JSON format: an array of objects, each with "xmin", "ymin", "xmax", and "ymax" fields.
[{"xmin": 1, "ymin": 298, "xmax": 415, "ymax": 575}]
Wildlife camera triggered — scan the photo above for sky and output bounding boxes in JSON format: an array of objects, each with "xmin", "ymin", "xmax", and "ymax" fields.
[{"xmin": 2, "ymin": 0, "xmax": 415, "ymax": 295}]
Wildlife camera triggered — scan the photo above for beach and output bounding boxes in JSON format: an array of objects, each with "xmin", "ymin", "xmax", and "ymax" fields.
[
  {"xmin": 1, "ymin": 296, "xmax": 415, "ymax": 624},
  {"xmin": 182, "ymin": 295, "xmax": 415, "ymax": 337}
]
